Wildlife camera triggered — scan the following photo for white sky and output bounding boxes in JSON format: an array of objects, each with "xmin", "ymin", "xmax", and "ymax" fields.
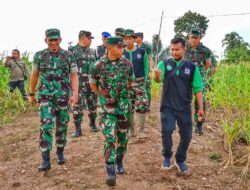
[{"xmin": 1, "ymin": 0, "xmax": 250, "ymax": 59}]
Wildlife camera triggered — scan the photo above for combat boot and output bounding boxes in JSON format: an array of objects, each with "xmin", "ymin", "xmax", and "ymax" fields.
[
  {"xmin": 116, "ymin": 155, "xmax": 124, "ymax": 174},
  {"xmin": 72, "ymin": 123, "xmax": 82, "ymax": 138},
  {"xmin": 89, "ymin": 118, "xmax": 98, "ymax": 132},
  {"xmin": 38, "ymin": 151, "xmax": 51, "ymax": 171},
  {"xmin": 106, "ymin": 164, "xmax": 116, "ymax": 186},
  {"xmin": 137, "ymin": 113, "xmax": 147, "ymax": 139},
  {"xmin": 56, "ymin": 147, "xmax": 65, "ymax": 165},
  {"xmin": 130, "ymin": 113, "xmax": 136, "ymax": 137}
]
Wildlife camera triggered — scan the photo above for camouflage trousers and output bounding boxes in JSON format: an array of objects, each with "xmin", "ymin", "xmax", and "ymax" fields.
[
  {"xmin": 73, "ymin": 76, "xmax": 97, "ymax": 126},
  {"xmin": 194, "ymin": 67, "xmax": 207, "ymax": 122},
  {"xmin": 99, "ymin": 111, "xmax": 130, "ymax": 164},
  {"xmin": 145, "ymin": 79, "xmax": 152, "ymax": 111},
  {"xmin": 131, "ymin": 78, "xmax": 148, "ymax": 114},
  {"xmin": 39, "ymin": 95, "xmax": 70, "ymax": 152}
]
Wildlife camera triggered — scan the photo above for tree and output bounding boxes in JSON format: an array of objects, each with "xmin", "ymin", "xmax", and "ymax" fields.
[
  {"xmin": 222, "ymin": 32, "xmax": 249, "ymax": 54},
  {"xmin": 174, "ymin": 10, "xmax": 209, "ymax": 39},
  {"xmin": 151, "ymin": 34, "xmax": 170, "ymax": 63}
]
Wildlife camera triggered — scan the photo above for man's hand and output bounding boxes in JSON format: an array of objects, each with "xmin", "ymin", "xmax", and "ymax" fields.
[
  {"xmin": 148, "ymin": 72, "xmax": 152, "ymax": 80},
  {"xmin": 197, "ymin": 108, "xmax": 205, "ymax": 122},
  {"xmin": 154, "ymin": 69, "xmax": 162, "ymax": 81},
  {"xmin": 29, "ymin": 96, "xmax": 37, "ymax": 106},
  {"xmin": 69, "ymin": 94, "xmax": 78, "ymax": 108}
]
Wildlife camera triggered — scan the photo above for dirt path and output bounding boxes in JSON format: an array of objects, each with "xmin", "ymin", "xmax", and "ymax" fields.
[{"xmin": 0, "ymin": 103, "xmax": 249, "ymax": 190}]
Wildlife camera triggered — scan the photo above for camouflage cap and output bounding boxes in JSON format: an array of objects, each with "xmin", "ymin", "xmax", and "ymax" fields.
[
  {"xmin": 135, "ymin": 32, "xmax": 143, "ymax": 38},
  {"xmin": 115, "ymin": 28, "xmax": 125, "ymax": 36},
  {"xmin": 45, "ymin": 28, "xmax": 61, "ymax": 39},
  {"xmin": 189, "ymin": 28, "xmax": 202, "ymax": 37},
  {"xmin": 124, "ymin": 29, "xmax": 135, "ymax": 37},
  {"xmin": 79, "ymin": 30, "xmax": 94, "ymax": 39},
  {"xmin": 107, "ymin": 36, "xmax": 123, "ymax": 45}
]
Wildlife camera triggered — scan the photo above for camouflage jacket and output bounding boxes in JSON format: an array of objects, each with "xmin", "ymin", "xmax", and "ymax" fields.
[
  {"xmin": 32, "ymin": 48, "xmax": 78, "ymax": 98},
  {"xmin": 137, "ymin": 42, "xmax": 152, "ymax": 56},
  {"xmin": 89, "ymin": 56, "xmax": 135, "ymax": 114},
  {"xmin": 68, "ymin": 44, "xmax": 96, "ymax": 75},
  {"xmin": 185, "ymin": 43, "xmax": 212, "ymax": 68}
]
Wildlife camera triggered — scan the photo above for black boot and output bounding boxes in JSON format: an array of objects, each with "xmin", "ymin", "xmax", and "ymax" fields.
[
  {"xmin": 106, "ymin": 164, "xmax": 116, "ymax": 186},
  {"xmin": 38, "ymin": 151, "xmax": 51, "ymax": 171},
  {"xmin": 116, "ymin": 155, "xmax": 124, "ymax": 174},
  {"xmin": 195, "ymin": 121, "xmax": 204, "ymax": 135},
  {"xmin": 89, "ymin": 118, "xmax": 98, "ymax": 132},
  {"xmin": 56, "ymin": 147, "xmax": 65, "ymax": 165},
  {"xmin": 72, "ymin": 123, "xmax": 82, "ymax": 138}
]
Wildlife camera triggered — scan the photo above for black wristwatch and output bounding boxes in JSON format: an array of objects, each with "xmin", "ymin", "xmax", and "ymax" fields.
[{"xmin": 29, "ymin": 93, "xmax": 35, "ymax": 96}]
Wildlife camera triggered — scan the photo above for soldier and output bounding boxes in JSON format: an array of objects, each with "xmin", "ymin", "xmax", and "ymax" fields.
[
  {"xmin": 95, "ymin": 32, "xmax": 111, "ymax": 59},
  {"xmin": 29, "ymin": 28, "xmax": 79, "ymax": 171},
  {"xmin": 154, "ymin": 37, "xmax": 204, "ymax": 173},
  {"xmin": 114, "ymin": 28, "xmax": 125, "ymax": 37},
  {"xmin": 135, "ymin": 32, "xmax": 154, "ymax": 112},
  {"xmin": 4, "ymin": 49, "xmax": 30, "ymax": 100},
  {"xmin": 123, "ymin": 29, "xmax": 149, "ymax": 138},
  {"xmin": 68, "ymin": 30, "xmax": 98, "ymax": 137},
  {"xmin": 185, "ymin": 28, "xmax": 212, "ymax": 135},
  {"xmin": 89, "ymin": 36, "xmax": 134, "ymax": 186}
]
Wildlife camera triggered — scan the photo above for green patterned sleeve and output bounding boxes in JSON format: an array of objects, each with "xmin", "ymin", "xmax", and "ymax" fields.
[
  {"xmin": 89, "ymin": 61, "xmax": 99, "ymax": 85},
  {"xmin": 69, "ymin": 53, "xmax": 78, "ymax": 73},
  {"xmin": 32, "ymin": 52, "xmax": 40, "ymax": 72}
]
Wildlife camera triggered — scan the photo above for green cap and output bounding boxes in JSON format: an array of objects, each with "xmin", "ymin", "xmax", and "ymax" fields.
[
  {"xmin": 79, "ymin": 30, "xmax": 94, "ymax": 39},
  {"xmin": 115, "ymin": 28, "xmax": 125, "ymax": 36},
  {"xmin": 107, "ymin": 36, "xmax": 123, "ymax": 45},
  {"xmin": 189, "ymin": 28, "xmax": 201, "ymax": 37},
  {"xmin": 124, "ymin": 29, "xmax": 135, "ymax": 37},
  {"xmin": 45, "ymin": 28, "xmax": 61, "ymax": 39}
]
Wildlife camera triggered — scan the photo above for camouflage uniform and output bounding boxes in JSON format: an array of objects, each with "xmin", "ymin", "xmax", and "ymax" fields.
[
  {"xmin": 33, "ymin": 48, "xmax": 78, "ymax": 152},
  {"xmin": 89, "ymin": 55, "xmax": 134, "ymax": 164},
  {"xmin": 68, "ymin": 39, "xmax": 97, "ymax": 131},
  {"xmin": 185, "ymin": 42, "xmax": 212, "ymax": 122}
]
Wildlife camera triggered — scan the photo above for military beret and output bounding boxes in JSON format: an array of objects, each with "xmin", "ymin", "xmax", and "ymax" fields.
[
  {"xmin": 102, "ymin": 32, "xmax": 111, "ymax": 38},
  {"xmin": 45, "ymin": 28, "xmax": 61, "ymax": 39},
  {"xmin": 107, "ymin": 36, "xmax": 123, "ymax": 45},
  {"xmin": 124, "ymin": 29, "xmax": 135, "ymax": 37},
  {"xmin": 189, "ymin": 28, "xmax": 202, "ymax": 37},
  {"xmin": 79, "ymin": 30, "xmax": 94, "ymax": 39},
  {"xmin": 115, "ymin": 28, "xmax": 125, "ymax": 36}
]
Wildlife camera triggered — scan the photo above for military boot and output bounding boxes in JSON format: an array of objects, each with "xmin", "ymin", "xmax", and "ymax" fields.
[
  {"xmin": 72, "ymin": 123, "xmax": 82, "ymax": 138},
  {"xmin": 116, "ymin": 155, "xmax": 124, "ymax": 174},
  {"xmin": 137, "ymin": 113, "xmax": 147, "ymax": 139},
  {"xmin": 56, "ymin": 147, "xmax": 65, "ymax": 165},
  {"xmin": 130, "ymin": 113, "xmax": 136, "ymax": 137},
  {"xmin": 89, "ymin": 118, "xmax": 98, "ymax": 132},
  {"xmin": 106, "ymin": 164, "xmax": 116, "ymax": 186},
  {"xmin": 38, "ymin": 151, "xmax": 51, "ymax": 171}
]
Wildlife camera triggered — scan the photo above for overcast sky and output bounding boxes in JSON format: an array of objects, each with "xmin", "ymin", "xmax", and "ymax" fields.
[{"xmin": 1, "ymin": 0, "xmax": 250, "ymax": 59}]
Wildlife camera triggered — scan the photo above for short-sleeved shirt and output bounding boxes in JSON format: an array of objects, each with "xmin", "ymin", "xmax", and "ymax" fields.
[
  {"xmin": 89, "ymin": 56, "xmax": 134, "ymax": 114},
  {"xmin": 68, "ymin": 44, "xmax": 96, "ymax": 75},
  {"xmin": 32, "ymin": 48, "xmax": 78, "ymax": 98},
  {"xmin": 185, "ymin": 42, "xmax": 212, "ymax": 68}
]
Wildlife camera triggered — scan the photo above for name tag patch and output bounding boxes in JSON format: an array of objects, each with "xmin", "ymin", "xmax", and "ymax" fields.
[
  {"xmin": 137, "ymin": 54, "xmax": 142, "ymax": 59},
  {"xmin": 185, "ymin": 68, "xmax": 190, "ymax": 75},
  {"xmin": 167, "ymin": 65, "xmax": 172, "ymax": 71}
]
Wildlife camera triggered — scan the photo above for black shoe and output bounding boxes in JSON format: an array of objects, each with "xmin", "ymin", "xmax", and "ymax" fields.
[
  {"xmin": 38, "ymin": 151, "xmax": 51, "ymax": 171},
  {"xmin": 72, "ymin": 124, "xmax": 82, "ymax": 138},
  {"xmin": 116, "ymin": 155, "xmax": 124, "ymax": 174},
  {"xmin": 56, "ymin": 147, "xmax": 65, "ymax": 165},
  {"xmin": 106, "ymin": 164, "xmax": 116, "ymax": 186},
  {"xmin": 89, "ymin": 119, "xmax": 98, "ymax": 132},
  {"xmin": 195, "ymin": 122, "xmax": 204, "ymax": 135}
]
